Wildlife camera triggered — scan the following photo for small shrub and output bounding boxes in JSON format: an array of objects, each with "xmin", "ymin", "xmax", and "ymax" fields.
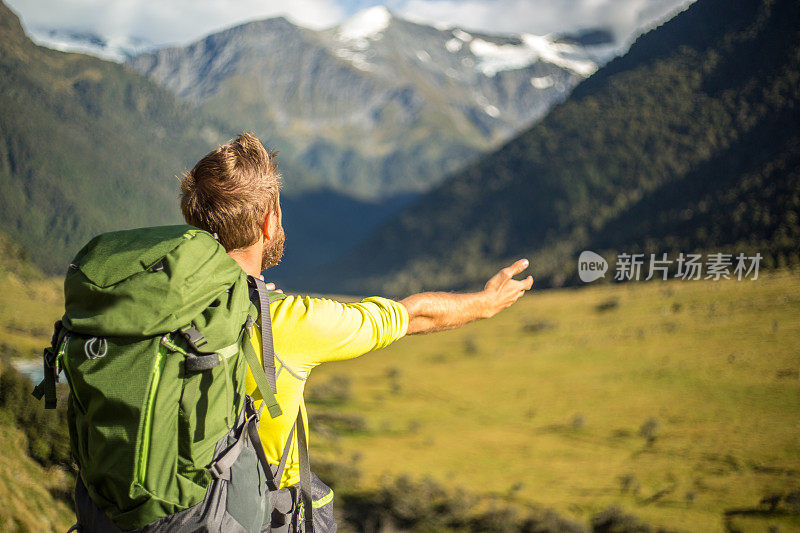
[
  {"xmin": 591, "ymin": 506, "xmax": 652, "ymax": 532},
  {"xmin": 639, "ymin": 417, "xmax": 659, "ymax": 445},
  {"xmin": 463, "ymin": 337, "xmax": 479, "ymax": 356},
  {"xmin": 759, "ymin": 493, "xmax": 782, "ymax": 511},
  {"xmin": 776, "ymin": 368, "xmax": 799, "ymax": 379},
  {"xmin": 308, "ymin": 411, "xmax": 367, "ymax": 435},
  {"xmin": 385, "ymin": 366, "xmax": 402, "ymax": 393},
  {"xmin": 595, "ymin": 298, "xmax": 619, "ymax": 312},
  {"xmin": 428, "ymin": 353, "xmax": 447, "ymax": 363},
  {"xmin": 618, "ymin": 474, "xmax": 639, "ymax": 495},
  {"xmin": 523, "ymin": 319, "xmax": 556, "ymax": 333},
  {"xmin": 785, "ymin": 489, "xmax": 800, "ymax": 512},
  {"xmin": 306, "ymin": 374, "xmax": 352, "ymax": 404}
]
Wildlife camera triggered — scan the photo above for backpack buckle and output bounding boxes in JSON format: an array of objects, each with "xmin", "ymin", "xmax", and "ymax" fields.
[
  {"xmin": 208, "ymin": 461, "xmax": 230, "ymax": 481},
  {"xmin": 179, "ymin": 325, "xmax": 208, "ymax": 352}
]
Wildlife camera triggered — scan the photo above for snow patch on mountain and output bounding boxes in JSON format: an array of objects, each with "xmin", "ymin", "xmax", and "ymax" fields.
[
  {"xmin": 452, "ymin": 29, "xmax": 473, "ymax": 42},
  {"xmin": 522, "ymin": 34, "xmax": 597, "ymax": 76},
  {"xmin": 469, "ymin": 34, "xmax": 598, "ymax": 77},
  {"xmin": 332, "ymin": 6, "xmax": 395, "ymax": 71},
  {"xmin": 531, "ymin": 75, "xmax": 555, "ymax": 89},
  {"xmin": 332, "ymin": 47, "xmax": 373, "ymax": 71},
  {"xmin": 337, "ymin": 6, "xmax": 391, "ymax": 42},
  {"xmin": 445, "ymin": 38, "xmax": 463, "ymax": 52}
]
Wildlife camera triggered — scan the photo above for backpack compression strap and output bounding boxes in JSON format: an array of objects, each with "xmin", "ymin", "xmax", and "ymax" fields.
[
  {"xmin": 209, "ymin": 396, "xmax": 295, "ymax": 491},
  {"xmin": 31, "ymin": 321, "xmax": 66, "ymax": 409},
  {"xmin": 297, "ymin": 406, "xmax": 314, "ymax": 532}
]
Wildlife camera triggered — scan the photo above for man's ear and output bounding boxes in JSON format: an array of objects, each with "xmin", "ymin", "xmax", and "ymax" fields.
[
  {"xmin": 262, "ymin": 210, "xmax": 278, "ymax": 241},
  {"xmin": 262, "ymin": 213, "xmax": 271, "ymax": 241}
]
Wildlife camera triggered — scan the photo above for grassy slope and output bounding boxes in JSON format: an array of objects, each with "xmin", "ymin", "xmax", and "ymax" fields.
[
  {"xmin": 0, "ymin": 410, "xmax": 73, "ymax": 532},
  {"xmin": 307, "ymin": 271, "xmax": 800, "ymax": 532},
  {"xmin": 1, "ymin": 227, "xmax": 798, "ymax": 531},
  {"xmin": 0, "ymin": 235, "xmax": 70, "ymax": 532},
  {"xmin": 0, "ymin": 232, "xmax": 63, "ymax": 358}
]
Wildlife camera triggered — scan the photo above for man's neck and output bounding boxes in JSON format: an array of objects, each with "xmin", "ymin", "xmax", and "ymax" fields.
[{"xmin": 227, "ymin": 244, "xmax": 262, "ymax": 278}]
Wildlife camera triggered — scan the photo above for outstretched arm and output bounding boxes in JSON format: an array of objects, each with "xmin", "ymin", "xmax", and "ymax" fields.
[{"xmin": 399, "ymin": 259, "xmax": 533, "ymax": 335}]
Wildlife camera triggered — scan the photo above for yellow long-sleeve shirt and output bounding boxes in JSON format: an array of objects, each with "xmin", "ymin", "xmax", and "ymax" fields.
[{"xmin": 245, "ymin": 294, "xmax": 408, "ymax": 488}]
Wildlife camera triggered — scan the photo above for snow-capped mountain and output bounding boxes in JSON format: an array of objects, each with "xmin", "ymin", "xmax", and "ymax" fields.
[
  {"xmin": 128, "ymin": 7, "xmax": 616, "ymax": 197},
  {"xmin": 26, "ymin": 26, "xmax": 154, "ymax": 62},
  {"xmin": 314, "ymin": 6, "xmax": 616, "ymax": 135},
  {"xmin": 330, "ymin": 7, "xmax": 610, "ymax": 77}
]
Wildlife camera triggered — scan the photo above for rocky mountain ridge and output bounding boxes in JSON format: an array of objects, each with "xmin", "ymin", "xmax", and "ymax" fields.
[{"xmin": 128, "ymin": 7, "xmax": 616, "ymax": 198}]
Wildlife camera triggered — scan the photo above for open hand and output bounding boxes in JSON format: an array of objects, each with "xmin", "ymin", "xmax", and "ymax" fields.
[{"xmin": 481, "ymin": 259, "xmax": 533, "ymax": 317}]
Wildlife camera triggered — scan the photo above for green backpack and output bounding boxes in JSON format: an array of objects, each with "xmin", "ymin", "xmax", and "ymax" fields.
[{"xmin": 33, "ymin": 225, "xmax": 297, "ymax": 532}]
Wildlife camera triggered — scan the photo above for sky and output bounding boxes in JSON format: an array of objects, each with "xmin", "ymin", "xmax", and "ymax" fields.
[{"xmin": 6, "ymin": 0, "xmax": 694, "ymax": 50}]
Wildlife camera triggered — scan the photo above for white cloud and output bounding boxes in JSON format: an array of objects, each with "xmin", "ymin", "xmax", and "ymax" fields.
[
  {"xmin": 6, "ymin": 0, "xmax": 695, "ymax": 52},
  {"xmin": 397, "ymin": 0, "xmax": 695, "ymax": 42},
  {"xmin": 6, "ymin": 0, "xmax": 346, "ymax": 48}
]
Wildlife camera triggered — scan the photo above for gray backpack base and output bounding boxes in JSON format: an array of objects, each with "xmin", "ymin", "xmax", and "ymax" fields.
[{"xmin": 75, "ymin": 400, "xmax": 278, "ymax": 532}]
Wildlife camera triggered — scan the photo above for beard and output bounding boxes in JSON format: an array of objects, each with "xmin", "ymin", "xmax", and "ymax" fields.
[{"xmin": 261, "ymin": 225, "xmax": 285, "ymax": 270}]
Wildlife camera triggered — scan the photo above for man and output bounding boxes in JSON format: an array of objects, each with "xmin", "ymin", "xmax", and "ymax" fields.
[{"xmin": 180, "ymin": 132, "xmax": 533, "ymax": 529}]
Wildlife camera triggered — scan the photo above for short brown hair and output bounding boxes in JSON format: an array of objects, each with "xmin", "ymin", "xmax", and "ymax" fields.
[{"xmin": 180, "ymin": 132, "xmax": 281, "ymax": 252}]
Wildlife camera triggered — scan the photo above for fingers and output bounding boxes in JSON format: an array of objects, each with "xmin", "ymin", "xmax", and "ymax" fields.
[
  {"xmin": 512, "ymin": 277, "xmax": 533, "ymax": 296},
  {"xmin": 521, "ymin": 275, "xmax": 533, "ymax": 290},
  {"xmin": 486, "ymin": 258, "xmax": 532, "ymax": 293},
  {"xmin": 500, "ymin": 258, "xmax": 530, "ymax": 280},
  {"xmin": 505, "ymin": 273, "xmax": 533, "ymax": 293},
  {"xmin": 264, "ymin": 282, "xmax": 284, "ymax": 293},
  {"xmin": 507, "ymin": 276, "xmax": 533, "ymax": 301}
]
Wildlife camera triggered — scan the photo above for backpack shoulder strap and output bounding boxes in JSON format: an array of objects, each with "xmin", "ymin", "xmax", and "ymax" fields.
[
  {"xmin": 249, "ymin": 277, "xmax": 286, "ymax": 391},
  {"xmin": 243, "ymin": 276, "xmax": 285, "ymax": 418},
  {"xmin": 246, "ymin": 280, "xmax": 314, "ymax": 529}
]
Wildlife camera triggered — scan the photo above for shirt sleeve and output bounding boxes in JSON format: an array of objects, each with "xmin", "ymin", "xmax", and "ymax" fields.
[{"xmin": 270, "ymin": 294, "xmax": 409, "ymax": 374}]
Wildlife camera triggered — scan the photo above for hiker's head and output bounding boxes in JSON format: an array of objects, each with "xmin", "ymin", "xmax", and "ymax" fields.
[{"xmin": 180, "ymin": 132, "xmax": 285, "ymax": 269}]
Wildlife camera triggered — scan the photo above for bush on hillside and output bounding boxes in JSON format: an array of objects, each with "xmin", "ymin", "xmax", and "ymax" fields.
[{"xmin": 0, "ymin": 362, "xmax": 72, "ymax": 469}]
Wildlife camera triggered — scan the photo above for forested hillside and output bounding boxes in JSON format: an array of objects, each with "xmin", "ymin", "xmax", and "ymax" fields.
[
  {"xmin": 311, "ymin": 0, "xmax": 800, "ymax": 296},
  {"xmin": 0, "ymin": 1, "xmax": 218, "ymax": 274}
]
